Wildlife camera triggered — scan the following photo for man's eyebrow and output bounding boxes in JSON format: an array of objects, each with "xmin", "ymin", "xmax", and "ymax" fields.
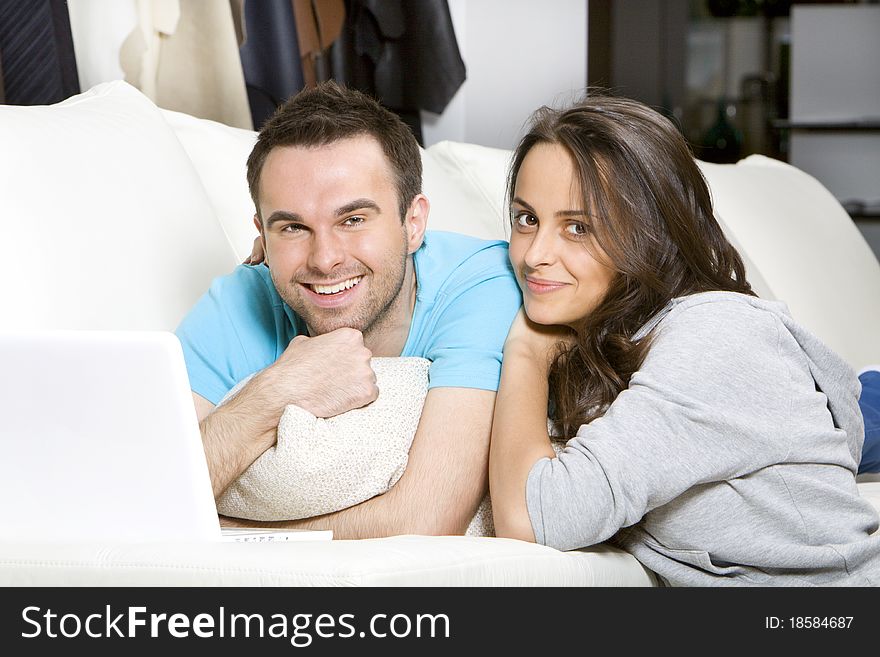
[
  {"xmin": 265, "ymin": 210, "xmax": 303, "ymax": 228},
  {"xmin": 511, "ymin": 197, "xmax": 587, "ymax": 218},
  {"xmin": 264, "ymin": 200, "xmax": 381, "ymax": 227},
  {"xmin": 335, "ymin": 198, "xmax": 381, "ymax": 217}
]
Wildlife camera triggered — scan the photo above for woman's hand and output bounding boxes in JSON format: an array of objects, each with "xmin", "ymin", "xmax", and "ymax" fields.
[
  {"xmin": 243, "ymin": 236, "xmax": 266, "ymax": 265},
  {"xmin": 491, "ymin": 308, "xmax": 567, "ymax": 542},
  {"xmin": 504, "ymin": 308, "xmax": 576, "ymax": 369}
]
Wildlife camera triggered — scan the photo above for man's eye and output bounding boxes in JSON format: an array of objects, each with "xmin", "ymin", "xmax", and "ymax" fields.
[
  {"xmin": 281, "ymin": 224, "xmax": 304, "ymax": 233},
  {"xmin": 343, "ymin": 216, "xmax": 366, "ymax": 226}
]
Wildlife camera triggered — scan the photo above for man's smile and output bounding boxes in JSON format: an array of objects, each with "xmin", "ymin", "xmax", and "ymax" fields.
[
  {"xmin": 298, "ymin": 275, "xmax": 366, "ymax": 309},
  {"xmin": 305, "ymin": 275, "xmax": 364, "ymax": 295}
]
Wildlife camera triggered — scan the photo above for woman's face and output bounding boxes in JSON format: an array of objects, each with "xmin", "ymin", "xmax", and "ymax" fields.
[{"xmin": 508, "ymin": 143, "xmax": 616, "ymax": 327}]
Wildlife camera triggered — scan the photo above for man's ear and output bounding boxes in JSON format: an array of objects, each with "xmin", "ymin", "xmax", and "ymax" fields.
[
  {"xmin": 405, "ymin": 194, "xmax": 429, "ymax": 254},
  {"xmin": 253, "ymin": 214, "xmax": 268, "ymax": 265}
]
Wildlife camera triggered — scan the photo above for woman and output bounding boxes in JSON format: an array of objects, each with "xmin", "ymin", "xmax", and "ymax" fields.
[{"xmin": 489, "ymin": 94, "xmax": 880, "ymax": 586}]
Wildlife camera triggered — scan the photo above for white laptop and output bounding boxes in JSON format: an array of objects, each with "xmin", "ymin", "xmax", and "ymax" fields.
[{"xmin": 0, "ymin": 330, "xmax": 331, "ymax": 543}]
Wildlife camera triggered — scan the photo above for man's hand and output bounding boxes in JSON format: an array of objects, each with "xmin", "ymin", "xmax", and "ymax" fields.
[
  {"xmin": 198, "ymin": 327, "xmax": 378, "ymax": 499},
  {"xmin": 255, "ymin": 328, "xmax": 378, "ymax": 420}
]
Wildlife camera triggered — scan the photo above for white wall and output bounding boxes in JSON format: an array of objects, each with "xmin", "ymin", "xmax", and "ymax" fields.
[
  {"xmin": 422, "ymin": 0, "xmax": 588, "ymax": 150},
  {"xmin": 67, "ymin": 0, "xmax": 137, "ymax": 91}
]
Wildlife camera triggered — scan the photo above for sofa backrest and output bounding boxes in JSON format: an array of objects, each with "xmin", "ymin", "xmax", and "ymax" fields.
[
  {"xmin": 3, "ymin": 82, "xmax": 877, "ymax": 370},
  {"xmin": 0, "ymin": 81, "xmax": 239, "ymax": 331},
  {"xmin": 160, "ymin": 107, "xmax": 258, "ymax": 261},
  {"xmin": 700, "ymin": 155, "xmax": 880, "ymax": 370}
]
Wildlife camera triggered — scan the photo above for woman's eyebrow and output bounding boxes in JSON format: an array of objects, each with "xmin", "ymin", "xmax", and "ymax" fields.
[
  {"xmin": 512, "ymin": 197, "xmax": 587, "ymax": 218},
  {"xmin": 511, "ymin": 197, "xmax": 536, "ymax": 213}
]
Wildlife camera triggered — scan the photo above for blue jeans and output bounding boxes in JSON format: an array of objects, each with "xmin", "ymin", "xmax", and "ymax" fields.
[{"xmin": 859, "ymin": 370, "xmax": 880, "ymax": 474}]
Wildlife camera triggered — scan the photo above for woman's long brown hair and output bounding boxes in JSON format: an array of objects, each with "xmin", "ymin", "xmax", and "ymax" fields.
[{"xmin": 507, "ymin": 93, "xmax": 755, "ymax": 437}]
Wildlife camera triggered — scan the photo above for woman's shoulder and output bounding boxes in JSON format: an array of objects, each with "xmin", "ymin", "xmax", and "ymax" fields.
[
  {"xmin": 631, "ymin": 292, "xmax": 800, "ymax": 413},
  {"xmin": 639, "ymin": 291, "xmax": 791, "ymax": 364},
  {"xmin": 653, "ymin": 291, "xmax": 788, "ymax": 335}
]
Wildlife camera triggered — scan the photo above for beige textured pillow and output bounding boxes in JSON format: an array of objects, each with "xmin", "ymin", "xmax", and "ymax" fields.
[
  {"xmin": 216, "ymin": 356, "xmax": 498, "ymax": 536},
  {"xmin": 218, "ymin": 357, "xmax": 429, "ymax": 520}
]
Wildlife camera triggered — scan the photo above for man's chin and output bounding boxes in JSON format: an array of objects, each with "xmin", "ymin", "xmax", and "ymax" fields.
[
  {"xmin": 298, "ymin": 310, "xmax": 370, "ymax": 336},
  {"xmin": 306, "ymin": 319, "xmax": 367, "ymax": 336}
]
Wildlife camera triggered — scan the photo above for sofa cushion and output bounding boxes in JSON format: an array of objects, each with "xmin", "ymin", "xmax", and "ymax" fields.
[
  {"xmin": 421, "ymin": 140, "xmax": 512, "ymax": 241},
  {"xmin": 0, "ymin": 81, "xmax": 238, "ymax": 331},
  {"xmin": 701, "ymin": 155, "xmax": 880, "ymax": 370},
  {"xmin": 160, "ymin": 108, "xmax": 259, "ymax": 261},
  {"xmin": 0, "ymin": 535, "xmax": 657, "ymax": 586}
]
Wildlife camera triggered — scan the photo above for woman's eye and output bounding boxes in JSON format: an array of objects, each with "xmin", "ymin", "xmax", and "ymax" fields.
[
  {"xmin": 565, "ymin": 222, "xmax": 590, "ymax": 237},
  {"xmin": 513, "ymin": 212, "xmax": 537, "ymax": 228}
]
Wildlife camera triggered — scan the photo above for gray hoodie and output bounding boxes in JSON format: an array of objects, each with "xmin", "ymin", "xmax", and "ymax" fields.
[{"xmin": 526, "ymin": 291, "xmax": 880, "ymax": 586}]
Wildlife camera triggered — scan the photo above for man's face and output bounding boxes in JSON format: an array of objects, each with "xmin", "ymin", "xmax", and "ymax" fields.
[{"xmin": 255, "ymin": 136, "xmax": 423, "ymax": 337}]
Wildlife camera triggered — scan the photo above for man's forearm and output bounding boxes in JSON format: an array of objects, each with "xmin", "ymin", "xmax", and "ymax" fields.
[
  {"xmin": 219, "ymin": 485, "xmax": 422, "ymax": 539},
  {"xmin": 201, "ymin": 391, "xmax": 278, "ymax": 499},
  {"xmin": 218, "ymin": 387, "xmax": 494, "ymax": 539}
]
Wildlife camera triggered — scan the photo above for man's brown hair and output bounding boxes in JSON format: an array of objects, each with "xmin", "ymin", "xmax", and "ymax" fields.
[{"xmin": 247, "ymin": 81, "xmax": 422, "ymax": 222}]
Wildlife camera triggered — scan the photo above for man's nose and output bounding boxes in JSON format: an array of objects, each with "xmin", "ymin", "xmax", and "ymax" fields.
[{"xmin": 308, "ymin": 229, "xmax": 346, "ymax": 273}]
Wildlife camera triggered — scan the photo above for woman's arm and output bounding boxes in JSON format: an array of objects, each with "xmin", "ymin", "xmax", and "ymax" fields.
[
  {"xmin": 489, "ymin": 311, "xmax": 572, "ymax": 542},
  {"xmin": 510, "ymin": 300, "xmax": 806, "ymax": 552}
]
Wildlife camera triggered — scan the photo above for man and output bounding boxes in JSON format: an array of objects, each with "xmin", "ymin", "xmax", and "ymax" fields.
[{"xmin": 175, "ymin": 81, "xmax": 522, "ymax": 538}]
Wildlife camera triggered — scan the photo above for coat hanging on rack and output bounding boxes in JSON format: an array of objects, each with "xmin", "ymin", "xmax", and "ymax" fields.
[
  {"xmin": 0, "ymin": 47, "xmax": 6, "ymax": 104},
  {"xmin": 0, "ymin": 0, "xmax": 80, "ymax": 105},
  {"xmin": 238, "ymin": 0, "xmax": 307, "ymax": 129},
  {"xmin": 292, "ymin": 0, "xmax": 345, "ymax": 88},
  {"xmin": 330, "ymin": 0, "xmax": 465, "ymax": 145},
  {"xmin": 120, "ymin": 0, "xmax": 253, "ymax": 129}
]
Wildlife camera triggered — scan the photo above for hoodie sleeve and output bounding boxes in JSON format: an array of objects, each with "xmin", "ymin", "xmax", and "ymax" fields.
[{"xmin": 526, "ymin": 299, "xmax": 797, "ymax": 551}]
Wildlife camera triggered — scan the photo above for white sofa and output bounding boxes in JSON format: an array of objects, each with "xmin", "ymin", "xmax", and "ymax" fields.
[{"xmin": 1, "ymin": 81, "xmax": 878, "ymax": 586}]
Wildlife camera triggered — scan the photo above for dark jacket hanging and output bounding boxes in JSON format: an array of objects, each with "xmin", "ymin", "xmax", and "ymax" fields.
[
  {"xmin": 0, "ymin": 47, "xmax": 6, "ymax": 103},
  {"xmin": 0, "ymin": 0, "xmax": 80, "ymax": 105},
  {"xmin": 292, "ymin": 0, "xmax": 346, "ymax": 88},
  {"xmin": 330, "ymin": 0, "xmax": 466, "ymax": 144},
  {"xmin": 239, "ymin": 0, "xmax": 306, "ymax": 129}
]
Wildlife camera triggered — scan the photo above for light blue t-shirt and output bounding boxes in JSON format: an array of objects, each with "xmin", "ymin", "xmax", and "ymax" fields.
[{"xmin": 176, "ymin": 230, "xmax": 522, "ymax": 405}]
